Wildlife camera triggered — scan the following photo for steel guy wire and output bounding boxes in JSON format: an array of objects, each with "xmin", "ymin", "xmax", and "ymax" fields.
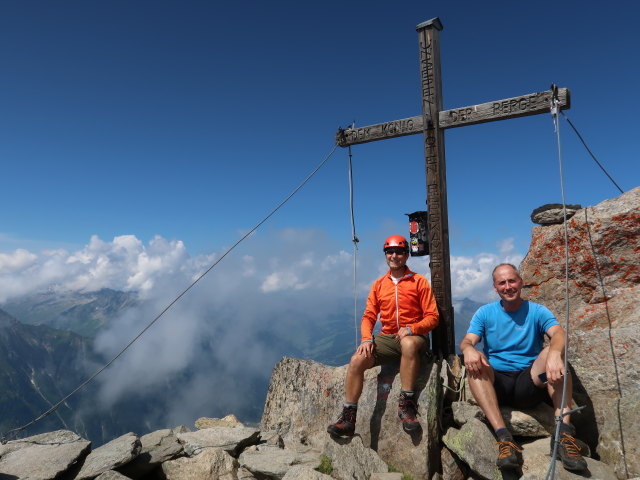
[
  {"xmin": 347, "ymin": 144, "xmax": 360, "ymax": 350},
  {"xmin": 545, "ymin": 87, "xmax": 574, "ymax": 480},
  {"xmin": 560, "ymin": 111, "xmax": 624, "ymax": 194}
]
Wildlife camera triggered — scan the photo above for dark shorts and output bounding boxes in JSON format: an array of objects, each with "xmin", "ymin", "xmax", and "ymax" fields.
[
  {"xmin": 372, "ymin": 333, "xmax": 429, "ymax": 366},
  {"xmin": 493, "ymin": 366, "xmax": 548, "ymax": 409}
]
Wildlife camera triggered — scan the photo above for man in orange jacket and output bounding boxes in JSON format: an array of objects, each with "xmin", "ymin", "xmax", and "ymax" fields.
[{"xmin": 327, "ymin": 235, "xmax": 439, "ymax": 437}]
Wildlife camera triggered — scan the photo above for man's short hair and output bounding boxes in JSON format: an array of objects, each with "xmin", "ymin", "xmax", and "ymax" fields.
[{"xmin": 492, "ymin": 263, "xmax": 521, "ymax": 282}]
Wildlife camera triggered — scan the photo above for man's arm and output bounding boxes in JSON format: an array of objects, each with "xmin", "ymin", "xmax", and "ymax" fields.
[
  {"xmin": 360, "ymin": 281, "xmax": 380, "ymax": 342},
  {"xmin": 545, "ymin": 324, "xmax": 566, "ymax": 384},
  {"xmin": 402, "ymin": 276, "xmax": 439, "ymax": 336},
  {"xmin": 460, "ymin": 332, "xmax": 490, "ymax": 378}
]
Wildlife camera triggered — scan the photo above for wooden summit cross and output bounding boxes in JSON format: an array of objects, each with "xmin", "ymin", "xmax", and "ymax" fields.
[{"xmin": 335, "ymin": 17, "xmax": 570, "ymax": 357}]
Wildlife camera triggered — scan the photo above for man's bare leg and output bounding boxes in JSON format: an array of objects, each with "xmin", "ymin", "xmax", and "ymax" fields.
[
  {"xmin": 328, "ymin": 349, "xmax": 375, "ymax": 437},
  {"xmin": 530, "ymin": 346, "xmax": 573, "ymax": 424},
  {"xmin": 397, "ymin": 336, "xmax": 425, "ymax": 432},
  {"xmin": 345, "ymin": 351, "xmax": 376, "ymax": 403},
  {"xmin": 467, "ymin": 365, "xmax": 505, "ymax": 430},
  {"xmin": 398, "ymin": 336, "xmax": 425, "ymax": 391}
]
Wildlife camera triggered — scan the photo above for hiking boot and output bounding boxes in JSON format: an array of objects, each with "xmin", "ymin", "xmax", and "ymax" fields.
[
  {"xmin": 397, "ymin": 393, "xmax": 420, "ymax": 432},
  {"xmin": 552, "ymin": 424, "xmax": 588, "ymax": 472},
  {"xmin": 327, "ymin": 406, "xmax": 356, "ymax": 437},
  {"xmin": 496, "ymin": 439, "xmax": 523, "ymax": 469}
]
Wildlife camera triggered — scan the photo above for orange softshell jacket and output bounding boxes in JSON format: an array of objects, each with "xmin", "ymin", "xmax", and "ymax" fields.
[{"xmin": 360, "ymin": 267, "xmax": 439, "ymax": 342}]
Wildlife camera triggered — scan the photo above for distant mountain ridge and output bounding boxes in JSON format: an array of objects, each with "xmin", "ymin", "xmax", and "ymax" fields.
[
  {"xmin": 0, "ymin": 308, "xmax": 94, "ymax": 438},
  {"xmin": 1, "ymin": 288, "xmax": 137, "ymax": 337}
]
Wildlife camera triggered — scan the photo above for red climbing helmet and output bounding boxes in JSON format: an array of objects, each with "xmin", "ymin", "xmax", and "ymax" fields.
[{"xmin": 383, "ymin": 235, "xmax": 409, "ymax": 253}]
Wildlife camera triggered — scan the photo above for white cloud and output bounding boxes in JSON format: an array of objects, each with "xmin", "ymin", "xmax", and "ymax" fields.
[
  {"xmin": 0, "ymin": 249, "xmax": 37, "ymax": 274},
  {"xmin": 0, "ymin": 235, "xmax": 193, "ymax": 302}
]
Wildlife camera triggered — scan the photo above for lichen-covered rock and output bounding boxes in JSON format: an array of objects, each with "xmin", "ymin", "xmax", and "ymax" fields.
[
  {"xmin": 521, "ymin": 186, "xmax": 640, "ymax": 478},
  {"xmin": 443, "ymin": 419, "xmax": 500, "ymax": 480}
]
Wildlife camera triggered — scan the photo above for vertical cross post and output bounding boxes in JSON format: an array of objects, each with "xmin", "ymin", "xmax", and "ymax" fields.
[{"xmin": 417, "ymin": 18, "xmax": 455, "ymax": 356}]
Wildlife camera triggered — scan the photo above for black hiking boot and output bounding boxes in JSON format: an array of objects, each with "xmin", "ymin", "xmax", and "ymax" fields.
[
  {"xmin": 496, "ymin": 438, "xmax": 523, "ymax": 469},
  {"xmin": 327, "ymin": 406, "xmax": 356, "ymax": 437},
  {"xmin": 397, "ymin": 392, "xmax": 420, "ymax": 432},
  {"xmin": 552, "ymin": 423, "xmax": 588, "ymax": 472}
]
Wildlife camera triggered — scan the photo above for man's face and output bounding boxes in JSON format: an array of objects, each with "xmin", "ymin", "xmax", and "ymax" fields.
[
  {"xmin": 385, "ymin": 248, "xmax": 408, "ymax": 270},
  {"xmin": 493, "ymin": 265, "xmax": 523, "ymax": 303}
]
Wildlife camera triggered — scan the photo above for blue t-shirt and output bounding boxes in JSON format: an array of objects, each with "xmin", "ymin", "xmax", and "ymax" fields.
[{"xmin": 467, "ymin": 300, "xmax": 559, "ymax": 371}]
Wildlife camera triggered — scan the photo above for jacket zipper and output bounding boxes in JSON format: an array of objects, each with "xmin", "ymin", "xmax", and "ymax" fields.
[{"xmin": 395, "ymin": 282, "xmax": 400, "ymax": 330}]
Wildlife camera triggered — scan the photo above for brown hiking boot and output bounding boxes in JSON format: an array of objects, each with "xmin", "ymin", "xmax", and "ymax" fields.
[
  {"xmin": 496, "ymin": 439, "xmax": 523, "ymax": 469},
  {"xmin": 327, "ymin": 406, "xmax": 356, "ymax": 437},
  {"xmin": 397, "ymin": 393, "xmax": 420, "ymax": 432}
]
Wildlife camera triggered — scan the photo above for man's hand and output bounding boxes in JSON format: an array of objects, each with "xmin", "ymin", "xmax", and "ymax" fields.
[
  {"xmin": 356, "ymin": 341, "xmax": 374, "ymax": 358},
  {"xmin": 545, "ymin": 349, "xmax": 565, "ymax": 384},
  {"xmin": 396, "ymin": 327, "xmax": 412, "ymax": 340},
  {"xmin": 463, "ymin": 346, "xmax": 491, "ymax": 378}
]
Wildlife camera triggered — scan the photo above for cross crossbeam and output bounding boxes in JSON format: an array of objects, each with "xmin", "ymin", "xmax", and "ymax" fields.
[{"xmin": 336, "ymin": 88, "xmax": 570, "ymax": 147}]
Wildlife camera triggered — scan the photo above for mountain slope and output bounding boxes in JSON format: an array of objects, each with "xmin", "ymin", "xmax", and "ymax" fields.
[{"xmin": 1, "ymin": 289, "xmax": 137, "ymax": 337}]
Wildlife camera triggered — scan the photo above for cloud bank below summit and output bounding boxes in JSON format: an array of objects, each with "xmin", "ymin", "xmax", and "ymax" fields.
[
  {"xmin": 0, "ymin": 230, "xmax": 523, "ymax": 304},
  {"xmin": 0, "ymin": 229, "xmax": 524, "ymax": 427}
]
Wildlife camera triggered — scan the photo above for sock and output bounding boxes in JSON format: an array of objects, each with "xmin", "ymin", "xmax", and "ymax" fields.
[
  {"xmin": 400, "ymin": 390, "xmax": 415, "ymax": 398},
  {"xmin": 495, "ymin": 427, "xmax": 513, "ymax": 441},
  {"xmin": 559, "ymin": 422, "xmax": 575, "ymax": 435},
  {"xmin": 343, "ymin": 401, "xmax": 357, "ymax": 409}
]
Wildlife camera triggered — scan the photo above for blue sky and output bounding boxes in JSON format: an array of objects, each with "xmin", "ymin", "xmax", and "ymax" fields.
[
  {"xmin": 0, "ymin": 0, "xmax": 638, "ymax": 432},
  {"xmin": 0, "ymin": 0, "xmax": 638, "ymax": 291}
]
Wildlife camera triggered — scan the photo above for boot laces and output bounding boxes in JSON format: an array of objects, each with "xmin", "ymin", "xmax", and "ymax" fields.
[
  {"xmin": 399, "ymin": 396, "xmax": 417, "ymax": 419},
  {"xmin": 559, "ymin": 433, "xmax": 581, "ymax": 457},
  {"xmin": 338, "ymin": 407, "xmax": 356, "ymax": 425},
  {"xmin": 498, "ymin": 440, "xmax": 523, "ymax": 458}
]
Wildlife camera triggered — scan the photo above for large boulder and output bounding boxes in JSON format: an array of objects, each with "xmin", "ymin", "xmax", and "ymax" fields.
[
  {"xmin": 117, "ymin": 426, "xmax": 187, "ymax": 477},
  {"xmin": 0, "ymin": 430, "xmax": 91, "ymax": 480},
  {"xmin": 161, "ymin": 447, "xmax": 238, "ymax": 480},
  {"xmin": 238, "ymin": 445, "xmax": 321, "ymax": 479},
  {"xmin": 322, "ymin": 435, "xmax": 389, "ymax": 480},
  {"xmin": 75, "ymin": 432, "xmax": 141, "ymax": 479},
  {"xmin": 261, "ymin": 356, "xmax": 441, "ymax": 480},
  {"xmin": 176, "ymin": 426, "xmax": 261, "ymax": 457},
  {"xmin": 520, "ymin": 186, "xmax": 640, "ymax": 479}
]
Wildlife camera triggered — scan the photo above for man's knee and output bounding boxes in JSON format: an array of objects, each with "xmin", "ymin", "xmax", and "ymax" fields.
[
  {"xmin": 399, "ymin": 336, "xmax": 425, "ymax": 357},
  {"xmin": 349, "ymin": 352, "xmax": 374, "ymax": 372}
]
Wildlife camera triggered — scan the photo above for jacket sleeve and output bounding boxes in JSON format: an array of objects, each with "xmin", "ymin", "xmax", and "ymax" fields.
[
  {"xmin": 360, "ymin": 280, "xmax": 380, "ymax": 342},
  {"xmin": 409, "ymin": 276, "xmax": 439, "ymax": 335}
]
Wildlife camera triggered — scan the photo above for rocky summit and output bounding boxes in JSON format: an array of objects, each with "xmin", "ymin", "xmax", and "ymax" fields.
[{"xmin": 0, "ymin": 188, "xmax": 638, "ymax": 479}]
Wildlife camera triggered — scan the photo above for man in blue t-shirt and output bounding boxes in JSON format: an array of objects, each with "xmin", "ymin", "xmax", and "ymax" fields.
[{"xmin": 460, "ymin": 264, "xmax": 587, "ymax": 472}]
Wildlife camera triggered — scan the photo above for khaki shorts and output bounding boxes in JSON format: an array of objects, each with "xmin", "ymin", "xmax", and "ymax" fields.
[{"xmin": 372, "ymin": 333, "xmax": 429, "ymax": 366}]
